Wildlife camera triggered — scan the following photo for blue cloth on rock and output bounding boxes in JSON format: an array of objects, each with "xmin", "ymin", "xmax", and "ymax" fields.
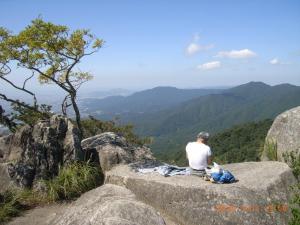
[{"xmin": 211, "ymin": 170, "xmax": 235, "ymax": 183}]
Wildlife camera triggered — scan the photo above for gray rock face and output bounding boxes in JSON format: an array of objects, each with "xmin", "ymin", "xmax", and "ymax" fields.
[
  {"xmin": 105, "ymin": 161, "xmax": 296, "ymax": 225},
  {"xmin": 0, "ymin": 115, "xmax": 83, "ymax": 189},
  {"xmin": 82, "ymin": 132, "xmax": 154, "ymax": 172},
  {"xmin": 0, "ymin": 134, "xmax": 12, "ymax": 162},
  {"xmin": 263, "ymin": 106, "xmax": 300, "ymax": 161},
  {"xmin": 0, "ymin": 163, "xmax": 16, "ymax": 192},
  {"xmin": 51, "ymin": 184, "xmax": 166, "ymax": 225}
]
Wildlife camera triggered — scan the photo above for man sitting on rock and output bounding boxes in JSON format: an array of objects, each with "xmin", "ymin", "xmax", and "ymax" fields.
[{"xmin": 186, "ymin": 131, "xmax": 212, "ymax": 176}]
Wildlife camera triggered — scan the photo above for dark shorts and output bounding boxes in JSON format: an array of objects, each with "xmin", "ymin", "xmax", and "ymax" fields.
[{"xmin": 190, "ymin": 168, "xmax": 206, "ymax": 177}]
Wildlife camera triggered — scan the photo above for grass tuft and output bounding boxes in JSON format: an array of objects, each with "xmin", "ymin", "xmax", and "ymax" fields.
[
  {"xmin": 0, "ymin": 162, "xmax": 103, "ymax": 223},
  {"xmin": 283, "ymin": 151, "xmax": 300, "ymax": 225},
  {"xmin": 44, "ymin": 162, "xmax": 103, "ymax": 202},
  {"xmin": 264, "ymin": 139, "xmax": 278, "ymax": 161}
]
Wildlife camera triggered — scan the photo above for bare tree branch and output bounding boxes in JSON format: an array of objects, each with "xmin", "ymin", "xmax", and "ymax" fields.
[
  {"xmin": 22, "ymin": 72, "xmax": 34, "ymax": 89},
  {"xmin": 0, "ymin": 93, "xmax": 37, "ymax": 111},
  {"xmin": 61, "ymin": 94, "xmax": 72, "ymax": 116},
  {"xmin": 0, "ymin": 73, "xmax": 38, "ymax": 108},
  {"xmin": 0, "ymin": 63, "xmax": 11, "ymax": 75}
]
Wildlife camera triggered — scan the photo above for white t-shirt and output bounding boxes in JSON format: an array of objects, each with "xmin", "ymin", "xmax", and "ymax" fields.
[{"xmin": 186, "ymin": 142, "xmax": 212, "ymax": 170}]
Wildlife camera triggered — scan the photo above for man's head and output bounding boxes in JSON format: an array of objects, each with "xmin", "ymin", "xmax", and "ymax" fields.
[{"xmin": 196, "ymin": 131, "xmax": 210, "ymax": 143}]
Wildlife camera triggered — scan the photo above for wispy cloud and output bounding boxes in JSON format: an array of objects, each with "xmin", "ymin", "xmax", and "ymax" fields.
[
  {"xmin": 269, "ymin": 58, "xmax": 291, "ymax": 65},
  {"xmin": 186, "ymin": 33, "xmax": 214, "ymax": 56},
  {"xmin": 270, "ymin": 58, "xmax": 280, "ymax": 65},
  {"xmin": 186, "ymin": 43, "xmax": 214, "ymax": 55},
  {"xmin": 216, "ymin": 49, "xmax": 256, "ymax": 59},
  {"xmin": 197, "ymin": 61, "xmax": 221, "ymax": 70}
]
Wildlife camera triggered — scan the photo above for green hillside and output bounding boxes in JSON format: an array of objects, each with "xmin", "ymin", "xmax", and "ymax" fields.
[
  {"xmin": 89, "ymin": 82, "xmax": 300, "ymax": 161},
  {"xmin": 157, "ymin": 119, "xmax": 273, "ymax": 166},
  {"xmin": 125, "ymin": 82, "xmax": 300, "ymax": 157},
  {"xmin": 79, "ymin": 87, "xmax": 223, "ymax": 114}
]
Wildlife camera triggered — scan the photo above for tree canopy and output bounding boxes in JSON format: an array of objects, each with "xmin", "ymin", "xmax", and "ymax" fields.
[{"xmin": 0, "ymin": 18, "xmax": 103, "ymax": 139}]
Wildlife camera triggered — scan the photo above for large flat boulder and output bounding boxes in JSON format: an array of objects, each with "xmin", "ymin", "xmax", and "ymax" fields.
[
  {"xmin": 50, "ymin": 184, "xmax": 166, "ymax": 225},
  {"xmin": 262, "ymin": 106, "xmax": 300, "ymax": 161},
  {"xmin": 105, "ymin": 161, "xmax": 296, "ymax": 225}
]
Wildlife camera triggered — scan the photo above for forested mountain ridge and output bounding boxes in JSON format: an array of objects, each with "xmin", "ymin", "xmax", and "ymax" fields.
[
  {"xmin": 78, "ymin": 82, "xmax": 300, "ymax": 159},
  {"xmin": 126, "ymin": 82, "xmax": 300, "ymax": 156},
  {"xmin": 79, "ymin": 86, "xmax": 223, "ymax": 115}
]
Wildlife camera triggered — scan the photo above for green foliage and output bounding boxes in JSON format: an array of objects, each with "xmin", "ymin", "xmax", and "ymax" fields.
[
  {"xmin": 0, "ymin": 190, "xmax": 22, "ymax": 223},
  {"xmin": 0, "ymin": 189, "xmax": 45, "ymax": 224},
  {"xmin": 289, "ymin": 183, "xmax": 300, "ymax": 225},
  {"xmin": 283, "ymin": 151, "xmax": 300, "ymax": 225},
  {"xmin": 264, "ymin": 139, "xmax": 278, "ymax": 161},
  {"xmin": 128, "ymin": 82, "xmax": 300, "ymax": 157},
  {"xmin": 0, "ymin": 18, "xmax": 103, "ymax": 83},
  {"xmin": 283, "ymin": 151, "xmax": 300, "ymax": 179},
  {"xmin": 0, "ymin": 162, "xmax": 102, "ymax": 223},
  {"xmin": 156, "ymin": 119, "xmax": 273, "ymax": 166},
  {"xmin": 81, "ymin": 116, "xmax": 152, "ymax": 146},
  {"xmin": 11, "ymin": 103, "xmax": 52, "ymax": 127},
  {"xmin": 0, "ymin": 105, "xmax": 17, "ymax": 132},
  {"xmin": 44, "ymin": 162, "xmax": 103, "ymax": 202},
  {"xmin": 0, "ymin": 17, "xmax": 104, "ymax": 138}
]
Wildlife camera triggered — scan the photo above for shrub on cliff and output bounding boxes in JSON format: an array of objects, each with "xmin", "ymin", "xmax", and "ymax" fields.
[
  {"xmin": 0, "ymin": 162, "xmax": 102, "ymax": 223},
  {"xmin": 44, "ymin": 162, "xmax": 103, "ymax": 202},
  {"xmin": 284, "ymin": 151, "xmax": 300, "ymax": 225}
]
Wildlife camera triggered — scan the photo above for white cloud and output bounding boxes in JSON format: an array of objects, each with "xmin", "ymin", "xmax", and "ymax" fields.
[
  {"xmin": 216, "ymin": 49, "xmax": 256, "ymax": 59},
  {"xmin": 186, "ymin": 43, "xmax": 214, "ymax": 55},
  {"xmin": 187, "ymin": 43, "xmax": 200, "ymax": 55},
  {"xmin": 186, "ymin": 33, "xmax": 214, "ymax": 56},
  {"xmin": 197, "ymin": 61, "xmax": 221, "ymax": 70},
  {"xmin": 269, "ymin": 58, "xmax": 291, "ymax": 65},
  {"xmin": 270, "ymin": 58, "xmax": 280, "ymax": 65}
]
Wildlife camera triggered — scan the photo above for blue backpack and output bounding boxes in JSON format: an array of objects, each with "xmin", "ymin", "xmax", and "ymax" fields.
[{"xmin": 211, "ymin": 170, "xmax": 235, "ymax": 184}]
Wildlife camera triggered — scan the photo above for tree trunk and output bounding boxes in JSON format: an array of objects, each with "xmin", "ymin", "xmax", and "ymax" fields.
[
  {"xmin": 70, "ymin": 93, "xmax": 83, "ymax": 140},
  {"xmin": 70, "ymin": 93, "xmax": 84, "ymax": 161}
]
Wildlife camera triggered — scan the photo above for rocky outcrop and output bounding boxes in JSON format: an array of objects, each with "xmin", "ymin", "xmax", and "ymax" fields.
[
  {"xmin": 0, "ymin": 115, "xmax": 83, "ymax": 189},
  {"xmin": 82, "ymin": 132, "xmax": 154, "ymax": 172},
  {"xmin": 0, "ymin": 119, "xmax": 154, "ymax": 190},
  {"xmin": 262, "ymin": 106, "xmax": 300, "ymax": 161},
  {"xmin": 105, "ymin": 161, "xmax": 296, "ymax": 225},
  {"xmin": 0, "ymin": 163, "xmax": 16, "ymax": 192},
  {"xmin": 50, "ymin": 184, "xmax": 166, "ymax": 225},
  {"xmin": 0, "ymin": 134, "xmax": 11, "ymax": 162}
]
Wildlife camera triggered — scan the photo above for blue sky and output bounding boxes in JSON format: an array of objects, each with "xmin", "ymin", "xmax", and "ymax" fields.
[{"xmin": 1, "ymin": 0, "xmax": 300, "ymax": 91}]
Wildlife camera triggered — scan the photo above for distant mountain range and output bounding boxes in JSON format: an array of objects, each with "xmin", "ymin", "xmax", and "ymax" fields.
[
  {"xmin": 80, "ymin": 81, "xmax": 300, "ymax": 158},
  {"xmin": 1, "ymin": 81, "xmax": 300, "ymax": 160},
  {"xmin": 78, "ymin": 86, "xmax": 223, "ymax": 116},
  {"xmin": 133, "ymin": 82, "xmax": 300, "ymax": 156},
  {"xmin": 79, "ymin": 88, "xmax": 134, "ymax": 99}
]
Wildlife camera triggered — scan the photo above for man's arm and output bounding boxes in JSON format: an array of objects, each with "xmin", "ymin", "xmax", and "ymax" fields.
[
  {"xmin": 207, "ymin": 156, "xmax": 212, "ymax": 165},
  {"xmin": 185, "ymin": 143, "xmax": 190, "ymax": 160},
  {"xmin": 207, "ymin": 147, "xmax": 212, "ymax": 166}
]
